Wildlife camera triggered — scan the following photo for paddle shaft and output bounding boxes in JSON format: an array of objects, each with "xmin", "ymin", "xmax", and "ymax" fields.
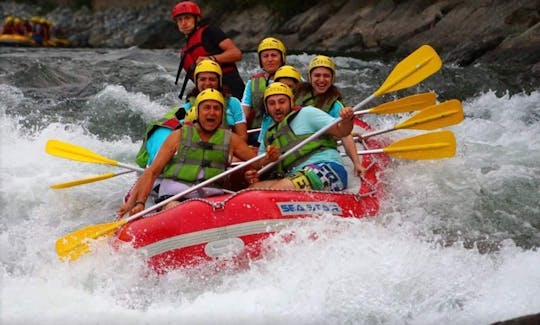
[
  {"xmin": 259, "ymin": 94, "xmax": 376, "ymax": 175},
  {"xmin": 119, "ymin": 153, "xmax": 266, "ymax": 225}
]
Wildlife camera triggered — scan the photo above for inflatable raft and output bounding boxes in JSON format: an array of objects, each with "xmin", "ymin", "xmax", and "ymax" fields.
[
  {"xmin": 113, "ymin": 124, "xmax": 388, "ymax": 273},
  {"xmin": 0, "ymin": 34, "xmax": 69, "ymax": 47}
]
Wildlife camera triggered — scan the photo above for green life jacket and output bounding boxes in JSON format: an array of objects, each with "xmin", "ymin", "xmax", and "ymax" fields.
[
  {"xmin": 295, "ymin": 92, "xmax": 340, "ymax": 113},
  {"xmin": 265, "ymin": 110, "xmax": 337, "ymax": 175},
  {"xmin": 248, "ymin": 72, "xmax": 268, "ymax": 129},
  {"xmin": 161, "ymin": 125, "xmax": 231, "ymax": 183},
  {"xmin": 134, "ymin": 108, "xmax": 184, "ymax": 168}
]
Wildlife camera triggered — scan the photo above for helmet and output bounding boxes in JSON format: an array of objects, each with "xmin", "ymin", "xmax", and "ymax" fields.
[
  {"xmin": 308, "ymin": 55, "xmax": 336, "ymax": 82},
  {"xmin": 194, "ymin": 59, "xmax": 222, "ymax": 87},
  {"xmin": 257, "ymin": 37, "xmax": 286, "ymax": 65},
  {"xmin": 14, "ymin": 17, "xmax": 21, "ymax": 24},
  {"xmin": 194, "ymin": 88, "xmax": 225, "ymax": 110},
  {"xmin": 171, "ymin": 1, "xmax": 201, "ymax": 20},
  {"xmin": 274, "ymin": 65, "xmax": 301, "ymax": 83},
  {"xmin": 5, "ymin": 16, "xmax": 13, "ymax": 24},
  {"xmin": 31, "ymin": 16, "xmax": 40, "ymax": 23},
  {"xmin": 263, "ymin": 82, "xmax": 294, "ymax": 111}
]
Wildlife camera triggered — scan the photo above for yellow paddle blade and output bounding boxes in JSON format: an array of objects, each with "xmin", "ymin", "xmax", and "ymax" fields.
[
  {"xmin": 374, "ymin": 45, "xmax": 442, "ymax": 97},
  {"xmin": 46, "ymin": 139, "xmax": 119, "ymax": 166},
  {"xmin": 383, "ymin": 131, "xmax": 456, "ymax": 160},
  {"xmin": 396, "ymin": 99, "xmax": 464, "ymax": 130},
  {"xmin": 50, "ymin": 172, "xmax": 116, "ymax": 189},
  {"xmin": 369, "ymin": 92, "xmax": 437, "ymax": 114},
  {"xmin": 56, "ymin": 219, "xmax": 127, "ymax": 261},
  {"xmin": 50, "ymin": 170, "xmax": 134, "ymax": 189}
]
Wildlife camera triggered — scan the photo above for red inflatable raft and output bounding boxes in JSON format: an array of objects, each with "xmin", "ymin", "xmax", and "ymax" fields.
[{"xmin": 113, "ymin": 122, "xmax": 388, "ymax": 273}]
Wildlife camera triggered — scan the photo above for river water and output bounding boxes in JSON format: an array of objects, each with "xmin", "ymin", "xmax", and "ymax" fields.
[{"xmin": 1, "ymin": 47, "xmax": 539, "ymax": 324}]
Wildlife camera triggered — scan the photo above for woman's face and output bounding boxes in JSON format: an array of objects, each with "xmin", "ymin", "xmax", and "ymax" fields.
[
  {"xmin": 196, "ymin": 72, "xmax": 220, "ymax": 91},
  {"xmin": 310, "ymin": 67, "xmax": 333, "ymax": 95},
  {"xmin": 260, "ymin": 49, "xmax": 283, "ymax": 74},
  {"xmin": 275, "ymin": 77, "xmax": 298, "ymax": 90}
]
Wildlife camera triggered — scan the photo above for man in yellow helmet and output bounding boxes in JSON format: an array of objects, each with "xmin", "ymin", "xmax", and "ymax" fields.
[
  {"xmin": 245, "ymin": 82, "xmax": 354, "ymax": 191},
  {"xmin": 241, "ymin": 37, "xmax": 287, "ymax": 146},
  {"xmin": 119, "ymin": 89, "xmax": 279, "ymax": 216},
  {"xmin": 135, "ymin": 59, "xmax": 247, "ymax": 169}
]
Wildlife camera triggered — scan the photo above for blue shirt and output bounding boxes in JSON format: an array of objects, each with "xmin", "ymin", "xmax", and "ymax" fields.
[
  {"xmin": 146, "ymin": 97, "xmax": 246, "ymax": 166},
  {"xmin": 258, "ymin": 105, "xmax": 344, "ymax": 173}
]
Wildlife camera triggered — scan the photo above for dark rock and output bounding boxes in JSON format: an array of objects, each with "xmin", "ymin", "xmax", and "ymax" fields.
[
  {"xmin": 133, "ymin": 19, "xmax": 178, "ymax": 49},
  {"xmin": 491, "ymin": 312, "xmax": 540, "ymax": 325},
  {"xmin": 1, "ymin": 0, "xmax": 539, "ymax": 89}
]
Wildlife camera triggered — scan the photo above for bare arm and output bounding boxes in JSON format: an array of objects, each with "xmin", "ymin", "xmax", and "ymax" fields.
[
  {"xmin": 196, "ymin": 38, "xmax": 242, "ymax": 64},
  {"xmin": 341, "ymin": 135, "xmax": 365, "ymax": 176},
  {"xmin": 326, "ymin": 106, "xmax": 354, "ymax": 138},
  {"xmin": 232, "ymin": 122, "xmax": 248, "ymax": 142},
  {"xmin": 215, "ymin": 38, "xmax": 242, "ymax": 64},
  {"xmin": 231, "ymin": 133, "xmax": 279, "ymax": 169},
  {"xmin": 118, "ymin": 129, "xmax": 182, "ymax": 216}
]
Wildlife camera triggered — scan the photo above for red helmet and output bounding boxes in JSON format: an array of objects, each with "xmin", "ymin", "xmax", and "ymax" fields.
[{"xmin": 171, "ymin": 1, "xmax": 202, "ymax": 20}]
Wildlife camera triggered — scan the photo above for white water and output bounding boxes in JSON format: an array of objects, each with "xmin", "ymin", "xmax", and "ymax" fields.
[{"xmin": 1, "ymin": 69, "xmax": 540, "ymax": 324}]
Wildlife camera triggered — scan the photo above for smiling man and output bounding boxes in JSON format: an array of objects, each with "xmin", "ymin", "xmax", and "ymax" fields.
[
  {"xmin": 119, "ymin": 89, "xmax": 279, "ymax": 216},
  {"xmin": 246, "ymin": 82, "xmax": 355, "ymax": 191}
]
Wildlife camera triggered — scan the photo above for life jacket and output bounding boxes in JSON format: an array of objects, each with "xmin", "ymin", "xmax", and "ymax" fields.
[
  {"xmin": 247, "ymin": 72, "xmax": 268, "ymax": 129},
  {"xmin": 295, "ymin": 92, "xmax": 340, "ymax": 113},
  {"xmin": 181, "ymin": 25, "xmax": 237, "ymax": 79},
  {"xmin": 134, "ymin": 108, "xmax": 185, "ymax": 168},
  {"xmin": 265, "ymin": 110, "xmax": 337, "ymax": 176},
  {"xmin": 162, "ymin": 125, "xmax": 231, "ymax": 183}
]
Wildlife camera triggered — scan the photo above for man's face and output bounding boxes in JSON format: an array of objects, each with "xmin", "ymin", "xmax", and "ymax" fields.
[
  {"xmin": 197, "ymin": 100, "xmax": 223, "ymax": 132},
  {"xmin": 266, "ymin": 94, "xmax": 291, "ymax": 123},
  {"xmin": 176, "ymin": 14, "xmax": 196, "ymax": 35}
]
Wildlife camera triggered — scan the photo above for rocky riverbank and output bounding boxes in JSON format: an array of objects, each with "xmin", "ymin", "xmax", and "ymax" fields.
[{"xmin": 1, "ymin": 0, "xmax": 539, "ymax": 92}]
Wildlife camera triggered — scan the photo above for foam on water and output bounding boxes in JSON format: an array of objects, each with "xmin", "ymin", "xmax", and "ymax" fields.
[{"xmin": 1, "ymin": 59, "xmax": 539, "ymax": 324}]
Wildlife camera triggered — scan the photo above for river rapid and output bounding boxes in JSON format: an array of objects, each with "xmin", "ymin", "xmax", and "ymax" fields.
[{"xmin": 1, "ymin": 46, "xmax": 539, "ymax": 324}]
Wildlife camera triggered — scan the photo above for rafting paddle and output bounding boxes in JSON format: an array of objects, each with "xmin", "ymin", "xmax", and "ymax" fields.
[
  {"xmin": 247, "ymin": 92, "xmax": 437, "ymax": 134},
  {"xmin": 361, "ymin": 99, "xmax": 463, "ymax": 138},
  {"xmin": 55, "ymin": 153, "xmax": 268, "ymax": 261},
  {"xmin": 50, "ymin": 170, "xmax": 135, "ymax": 189},
  {"xmin": 344, "ymin": 130, "xmax": 456, "ymax": 160},
  {"xmin": 46, "ymin": 140, "xmax": 144, "ymax": 172},
  {"xmin": 259, "ymin": 44, "xmax": 443, "ymax": 175},
  {"xmin": 354, "ymin": 91, "xmax": 437, "ymax": 115}
]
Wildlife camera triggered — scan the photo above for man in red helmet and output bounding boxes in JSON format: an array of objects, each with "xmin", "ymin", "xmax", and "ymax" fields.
[{"xmin": 171, "ymin": 1, "xmax": 245, "ymax": 100}]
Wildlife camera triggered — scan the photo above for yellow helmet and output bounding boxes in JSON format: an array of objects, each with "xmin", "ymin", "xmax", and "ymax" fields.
[
  {"xmin": 31, "ymin": 16, "xmax": 40, "ymax": 23},
  {"xmin": 187, "ymin": 88, "xmax": 225, "ymax": 123},
  {"xmin": 194, "ymin": 59, "xmax": 222, "ymax": 87},
  {"xmin": 274, "ymin": 65, "xmax": 301, "ymax": 83},
  {"xmin": 6, "ymin": 16, "xmax": 14, "ymax": 24},
  {"xmin": 263, "ymin": 82, "xmax": 294, "ymax": 112},
  {"xmin": 195, "ymin": 88, "xmax": 225, "ymax": 109},
  {"xmin": 308, "ymin": 55, "xmax": 336, "ymax": 82},
  {"xmin": 14, "ymin": 17, "xmax": 21, "ymax": 24},
  {"xmin": 257, "ymin": 37, "xmax": 286, "ymax": 65}
]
